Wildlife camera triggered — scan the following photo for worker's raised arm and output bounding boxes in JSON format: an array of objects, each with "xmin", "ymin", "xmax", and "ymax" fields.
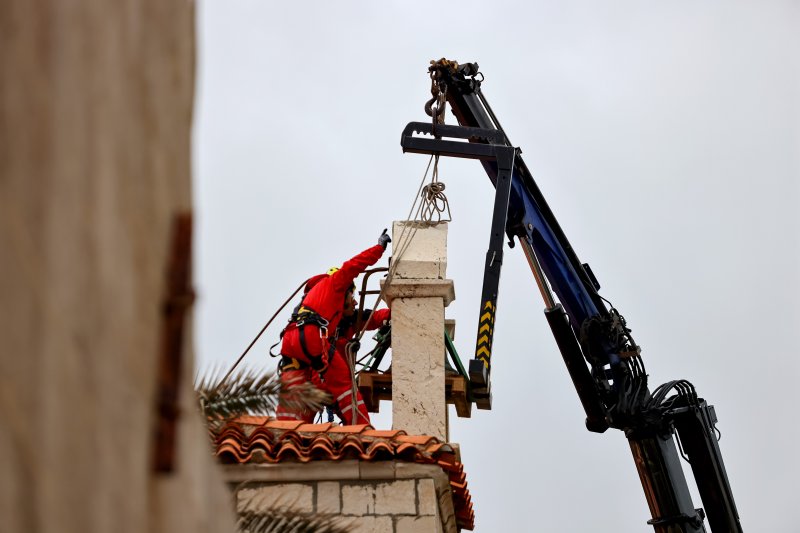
[{"xmin": 330, "ymin": 230, "xmax": 391, "ymax": 292}]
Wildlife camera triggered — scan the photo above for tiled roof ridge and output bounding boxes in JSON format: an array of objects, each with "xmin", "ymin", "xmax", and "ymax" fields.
[{"xmin": 213, "ymin": 416, "xmax": 474, "ymax": 530}]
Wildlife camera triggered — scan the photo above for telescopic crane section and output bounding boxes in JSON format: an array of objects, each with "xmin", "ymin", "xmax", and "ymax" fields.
[{"xmin": 400, "ymin": 59, "xmax": 743, "ymax": 533}]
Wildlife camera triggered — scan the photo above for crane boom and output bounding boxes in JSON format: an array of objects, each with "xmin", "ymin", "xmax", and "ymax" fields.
[{"xmin": 400, "ymin": 59, "xmax": 743, "ymax": 532}]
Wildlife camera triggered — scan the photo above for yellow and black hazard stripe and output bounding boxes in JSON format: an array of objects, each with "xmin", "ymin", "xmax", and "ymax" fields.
[{"xmin": 475, "ymin": 300, "xmax": 495, "ymax": 367}]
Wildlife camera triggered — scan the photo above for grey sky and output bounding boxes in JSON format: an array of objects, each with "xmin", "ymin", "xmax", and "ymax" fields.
[{"xmin": 194, "ymin": 2, "xmax": 799, "ymax": 531}]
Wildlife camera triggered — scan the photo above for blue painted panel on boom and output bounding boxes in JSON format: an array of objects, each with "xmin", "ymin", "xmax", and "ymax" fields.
[{"xmin": 481, "ymin": 160, "xmax": 601, "ymax": 334}]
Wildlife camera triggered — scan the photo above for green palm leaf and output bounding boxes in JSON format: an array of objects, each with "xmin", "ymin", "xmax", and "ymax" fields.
[{"xmin": 195, "ymin": 367, "xmax": 331, "ymax": 422}]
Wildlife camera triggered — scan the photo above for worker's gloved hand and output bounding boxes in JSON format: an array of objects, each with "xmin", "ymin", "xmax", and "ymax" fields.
[{"xmin": 378, "ymin": 228, "xmax": 391, "ymax": 250}]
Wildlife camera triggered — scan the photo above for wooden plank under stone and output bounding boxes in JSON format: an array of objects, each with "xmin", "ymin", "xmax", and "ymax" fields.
[{"xmin": 358, "ymin": 372, "xmax": 472, "ymax": 418}]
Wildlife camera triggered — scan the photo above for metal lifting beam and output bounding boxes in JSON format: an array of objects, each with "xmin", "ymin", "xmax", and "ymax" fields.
[{"xmin": 401, "ymin": 121, "xmax": 516, "ymax": 409}]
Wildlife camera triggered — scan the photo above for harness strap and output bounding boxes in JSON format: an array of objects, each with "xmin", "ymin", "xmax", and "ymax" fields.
[
  {"xmin": 295, "ymin": 306, "xmax": 329, "ymax": 328},
  {"xmin": 274, "ymin": 299, "xmax": 331, "ymax": 363},
  {"xmin": 298, "ymin": 325, "xmax": 319, "ymax": 359},
  {"xmin": 269, "ymin": 337, "xmax": 282, "ymax": 358},
  {"xmin": 327, "ymin": 326, "xmax": 343, "ymax": 358},
  {"xmin": 297, "ymin": 323, "xmax": 327, "ymax": 372}
]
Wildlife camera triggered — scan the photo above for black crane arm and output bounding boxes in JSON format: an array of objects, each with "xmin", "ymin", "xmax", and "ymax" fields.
[{"xmin": 399, "ymin": 58, "xmax": 743, "ymax": 532}]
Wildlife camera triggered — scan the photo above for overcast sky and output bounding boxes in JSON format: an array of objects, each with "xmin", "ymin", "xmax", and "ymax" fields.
[{"xmin": 194, "ymin": 2, "xmax": 799, "ymax": 531}]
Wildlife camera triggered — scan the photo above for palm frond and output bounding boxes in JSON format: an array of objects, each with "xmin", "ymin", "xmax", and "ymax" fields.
[
  {"xmin": 279, "ymin": 381, "xmax": 331, "ymax": 415},
  {"xmin": 237, "ymin": 509, "xmax": 352, "ymax": 533},
  {"xmin": 196, "ymin": 366, "xmax": 281, "ymax": 420},
  {"xmin": 195, "ymin": 366, "xmax": 331, "ymax": 422}
]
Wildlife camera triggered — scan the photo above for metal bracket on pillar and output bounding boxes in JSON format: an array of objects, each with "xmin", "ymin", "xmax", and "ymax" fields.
[{"xmin": 401, "ymin": 121, "xmax": 517, "ymax": 410}]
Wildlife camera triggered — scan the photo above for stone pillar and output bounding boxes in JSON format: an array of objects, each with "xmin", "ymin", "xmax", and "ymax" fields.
[{"xmin": 384, "ymin": 222, "xmax": 455, "ymax": 442}]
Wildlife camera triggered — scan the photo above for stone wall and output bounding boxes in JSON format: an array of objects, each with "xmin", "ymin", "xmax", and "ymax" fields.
[
  {"xmin": 226, "ymin": 461, "xmax": 458, "ymax": 533},
  {"xmin": 0, "ymin": 2, "xmax": 235, "ymax": 532}
]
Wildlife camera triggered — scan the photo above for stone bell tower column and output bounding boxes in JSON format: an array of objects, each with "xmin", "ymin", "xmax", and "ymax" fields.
[{"xmin": 383, "ymin": 221, "xmax": 455, "ymax": 442}]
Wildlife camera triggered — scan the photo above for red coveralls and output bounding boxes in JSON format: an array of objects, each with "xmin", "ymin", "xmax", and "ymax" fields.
[
  {"xmin": 276, "ymin": 244, "xmax": 385, "ymax": 423},
  {"xmin": 325, "ymin": 307, "xmax": 391, "ymax": 424}
]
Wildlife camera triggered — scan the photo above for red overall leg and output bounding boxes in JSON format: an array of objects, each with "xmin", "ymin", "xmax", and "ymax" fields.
[
  {"xmin": 323, "ymin": 350, "xmax": 370, "ymax": 425},
  {"xmin": 276, "ymin": 368, "xmax": 317, "ymax": 422}
]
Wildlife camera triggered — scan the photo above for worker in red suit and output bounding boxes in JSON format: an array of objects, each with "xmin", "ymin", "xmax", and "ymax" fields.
[
  {"xmin": 324, "ymin": 302, "xmax": 391, "ymax": 424},
  {"xmin": 276, "ymin": 229, "xmax": 391, "ymax": 423}
]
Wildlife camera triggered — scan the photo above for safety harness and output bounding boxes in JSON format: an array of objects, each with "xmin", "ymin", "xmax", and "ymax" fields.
[
  {"xmin": 272, "ymin": 272, "xmax": 358, "ymax": 373},
  {"xmin": 272, "ymin": 302, "xmax": 330, "ymax": 372}
]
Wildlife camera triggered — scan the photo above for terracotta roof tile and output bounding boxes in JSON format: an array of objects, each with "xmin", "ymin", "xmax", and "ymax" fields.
[
  {"xmin": 262, "ymin": 419, "xmax": 303, "ymax": 431},
  {"xmin": 326, "ymin": 423, "xmax": 372, "ymax": 434},
  {"xmin": 394, "ymin": 434, "xmax": 439, "ymax": 446},
  {"xmin": 361, "ymin": 429, "xmax": 406, "ymax": 439},
  {"xmin": 213, "ymin": 416, "xmax": 474, "ymax": 530},
  {"xmin": 233, "ymin": 414, "xmax": 270, "ymax": 426},
  {"xmin": 296, "ymin": 422, "xmax": 335, "ymax": 432}
]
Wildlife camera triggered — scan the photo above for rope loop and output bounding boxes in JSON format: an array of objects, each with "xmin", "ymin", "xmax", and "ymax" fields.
[
  {"xmin": 417, "ymin": 155, "xmax": 451, "ymax": 225},
  {"xmin": 419, "ymin": 181, "xmax": 451, "ymax": 225}
]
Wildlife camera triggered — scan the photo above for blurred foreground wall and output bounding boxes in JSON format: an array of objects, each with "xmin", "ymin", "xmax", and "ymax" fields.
[{"xmin": 0, "ymin": 2, "xmax": 234, "ymax": 532}]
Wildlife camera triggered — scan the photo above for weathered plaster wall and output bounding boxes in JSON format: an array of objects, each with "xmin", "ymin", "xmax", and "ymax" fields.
[{"xmin": 0, "ymin": 3, "xmax": 234, "ymax": 532}]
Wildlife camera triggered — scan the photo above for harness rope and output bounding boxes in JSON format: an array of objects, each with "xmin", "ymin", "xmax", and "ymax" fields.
[{"xmin": 213, "ymin": 278, "xmax": 310, "ymax": 396}]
